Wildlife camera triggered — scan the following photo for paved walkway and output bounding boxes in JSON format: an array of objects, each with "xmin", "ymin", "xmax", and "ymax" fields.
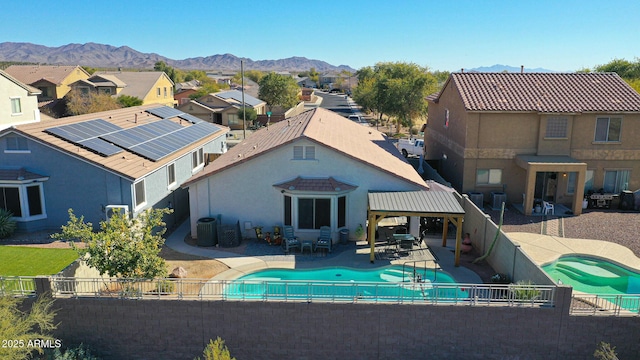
[{"xmin": 165, "ymin": 219, "xmax": 483, "ymax": 283}]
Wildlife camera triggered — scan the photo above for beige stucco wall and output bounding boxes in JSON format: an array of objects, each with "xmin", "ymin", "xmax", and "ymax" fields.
[
  {"xmin": 0, "ymin": 75, "xmax": 40, "ymax": 130},
  {"xmin": 426, "ymin": 79, "xmax": 640, "ymax": 208},
  {"xmin": 59, "ymin": 67, "xmax": 91, "ymax": 99},
  {"xmin": 188, "ymin": 139, "xmax": 424, "ymax": 241}
]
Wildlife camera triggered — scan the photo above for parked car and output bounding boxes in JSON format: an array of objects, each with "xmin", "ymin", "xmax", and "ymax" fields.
[
  {"xmin": 396, "ymin": 138, "xmax": 424, "ymax": 157},
  {"xmin": 348, "ymin": 114, "xmax": 370, "ymax": 126}
]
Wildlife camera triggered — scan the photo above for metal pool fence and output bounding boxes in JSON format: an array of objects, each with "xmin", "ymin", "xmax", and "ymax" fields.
[
  {"xmin": 1, "ymin": 276, "xmax": 560, "ymax": 308},
  {"xmin": 571, "ymin": 293, "xmax": 640, "ymax": 315}
]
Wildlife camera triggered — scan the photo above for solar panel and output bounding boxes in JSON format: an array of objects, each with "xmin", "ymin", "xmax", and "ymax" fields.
[
  {"xmin": 146, "ymin": 106, "xmax": 184, "ymax": 119},
  {"xmin": 45, "ymin": 119, "xmax": 124, "ymax": 157},
  {"xmin": 101, "ymin": 119, "xmax": 183, "ymax": 149},
  {"xmin": 177, "ymin": 113, "xmax": 204, "ymax": 124}
]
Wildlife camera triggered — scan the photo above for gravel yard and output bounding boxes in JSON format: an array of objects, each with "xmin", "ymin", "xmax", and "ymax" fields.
[{"xmin": 485, "ymin": 205, "xmax": 640, "ymax": 257}]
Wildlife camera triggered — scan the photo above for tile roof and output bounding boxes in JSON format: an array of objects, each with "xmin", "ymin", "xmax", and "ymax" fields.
[
  {"xmin": 0, "ymin": 168, "xmax": 48, "ymax": 182},
  {"xmin": 4, "ymin": 65, "xmax": 89, "ymax": 86},
  {"xmin": 273, "ymin": 176, "xmax": 357, "ymax": 192},
  {"xmin": 214, "ymin": 90, "xmax": 264, "ymax": 107},
  {"xmin": 183, "ymin": 107, "xmax": 427, "ymax": 189},
  {"xmin": 0, "ymin": 69, "xmax": 41, "ymax": 95},
  {"xmin": 96, "ymin": 71, "xmax": 173, "ymax": 99},
  {"xmin": 435, "ymin": 72, "xmax": 640, "ymax": 113},
  {"xmin": 4, "ymin": 104, "xmax": 227, "ymax": 180}
]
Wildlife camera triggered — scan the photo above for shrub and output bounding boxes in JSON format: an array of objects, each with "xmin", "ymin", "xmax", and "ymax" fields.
[
  {"xmin": 43, "ymin": 343, "xmax": 101, "ymax": 359},
  {"xmin": 511, "ymin": 280, "xmax": 541, "ymax": 300},
  {"xmin": 0, "ymin": 208, "xmax": 16, "ymax": 239},
  {"xmin": 594, "ymin": 341, "xmax": 618, "ymax": 360},
  {"xmin": 195, "ymin": 337, "xmax": 236, "ymax": 360},
  {"xmin": 490, "ymin": 273, "xmax": 510, "ymax": 284}
]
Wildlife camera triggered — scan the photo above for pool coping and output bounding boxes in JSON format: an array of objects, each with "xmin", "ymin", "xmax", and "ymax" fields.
[{"xmin": 508, "ymin": 232, "xmax": 640, "ymax": 271}]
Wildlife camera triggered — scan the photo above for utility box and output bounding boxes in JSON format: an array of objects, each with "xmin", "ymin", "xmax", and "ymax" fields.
[{"xmin": 339, "ymin": 229, "xmax": 349, "ymax": 244}]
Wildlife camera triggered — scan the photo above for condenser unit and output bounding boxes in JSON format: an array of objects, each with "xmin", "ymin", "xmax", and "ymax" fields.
[
  {"xmin": 105, "ymin": 205, "xmax": 129, "ymax": 220},
  {"xmin": 491, "ymin": 192, "xmax": 507, "ymax": 210},
  {"xmin": 468, "ymin": 192, "xmax": 484, "ymax": 209}
]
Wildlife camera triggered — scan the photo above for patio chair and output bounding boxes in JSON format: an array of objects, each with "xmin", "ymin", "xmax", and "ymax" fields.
[
  {"xmin": 316, "ymin": 226, "xmax": 332, "ymax": 253},
  {"xmin": 282, "ymin": 225, "xmax": 300, "ymax": 253},
  {"xmin": 543, "ymin": 201, "xmax": 555, "ymax": 215}
]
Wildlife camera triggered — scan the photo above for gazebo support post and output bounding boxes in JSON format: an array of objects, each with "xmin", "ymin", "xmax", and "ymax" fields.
[
  {"xmin": 441, "ymin": 216, "xmax": 449, "ymax": 247},
  {"xmin": 368, "ymin": 213, "xmax": 376, "ymax": 263}
]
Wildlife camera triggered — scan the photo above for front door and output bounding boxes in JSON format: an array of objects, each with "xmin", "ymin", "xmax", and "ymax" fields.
[{"xmin": 534, "ymin": 172, "xmax": 558, "ymax": 202}]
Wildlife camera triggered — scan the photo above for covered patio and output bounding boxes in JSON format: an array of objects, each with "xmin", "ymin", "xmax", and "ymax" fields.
[{"xmin": 367, "ymin": 191, "xmax": 466, "ymax": 266}]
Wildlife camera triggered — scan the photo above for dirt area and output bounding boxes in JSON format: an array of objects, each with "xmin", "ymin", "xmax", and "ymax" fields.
[{"xmin": 160, "ymin": 245, "xmax": 229, "ymax": 279}]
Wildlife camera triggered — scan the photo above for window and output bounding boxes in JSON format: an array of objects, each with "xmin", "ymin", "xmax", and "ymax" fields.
[
  {"xmin": 476, "ymin": 169, "xmax": 502, "ymax": 185},
  {"xmin": 284, "ymin": 196, "xmax": 292, "ymax": 226},
  {"xmin": 298, "ymin": 198, "xmax": 331, "ymax": 229},
  {"xmin": 164, "ymin": 87, "xmax": 167, "ymax": 97},
  {"xmin": 157, "ymin": 87, "xmax": 161, "ymax": 96},
  {"xmin": 293, "ymin": 145, "xmax": 315, "ymax": 160},
  {"xmin": 5, "ymin": 136, "xmax": 28, "ymax": 151},
  {"xmin": 444, "ymin": 109, "xmax": 450, "ymax": 128},
  {"xmin": 0, "ymin": 183, "xmax": 45, "ymax": 220},
  {"xmin": 192, "ymin": 148, "xmax": 204, "ymax": 170},
  {"xmin": 167, "ymin": 163, "xmax": 176, "ymax": 188},
  {"xmin": 227, "ymin": 114, "xmax": 239, "ymax": 126},
  {"xmin": 10, "ymin": 98, "xmax": 21, "ymax": 115},
  {"xmin": 134, "ymin": 180, "xmax": 146, "ymax": 207},
  {"xmin": 603, "ymin": 170, "xmax": 630, "ymax": 193},
  {"xmin": 594, "ymin": 117, "xmax": 622, "ymax": 142},
  {"xmin": 545, "ymin": 117, "xmax": 568, "ymax": 138},
  {"xmin": 338, "ymin": 196, "xmax": 346, "ymax": 228}
]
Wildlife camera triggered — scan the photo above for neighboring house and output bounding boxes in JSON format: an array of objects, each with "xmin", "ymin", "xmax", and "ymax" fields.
[
  {"xmin": 0, "ymin": 104, "xmax": 228, "ymax": 232},
  {"xmin": 182, "ymin": 107, "xmax": 428, "ymax": 242},
  {"xmin": 174, "ymin": 88, "xmax": 199, "ymax": 106},
  {"xmin": 0, "ymin": 70, "xmax": 41, "ymax": 130},
  {"xmin": 297, "ymin": 77, "xmax": 317, "ymax": 89},
  {"xmin": 424, "ymin": 72, "xmax": 640, "ymax": 216},
  {"xmin": 83, "ymin": 71, "xmax": 176, "ymax": 107},
  {"xmin": 175, "ymin": 80, "xmax": 200, "ymax": 92},
  {"xmin": 4, "ymin": 65, "xmax": 90, "ymax": 103},
  {"xmin": 68, "ymin": 74, "xmax": 127, "ymax": 97},
  {"xmin": 179, "ymin": 90, "xmax": 266, "ymax": 130}
]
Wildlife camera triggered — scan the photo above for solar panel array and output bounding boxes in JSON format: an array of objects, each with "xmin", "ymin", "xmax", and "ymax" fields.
[
  {"xmin": 45, "ymin": 119, "xmax": 124, "ymax": 157},
  {"xmin": 45, "ymin": 107, "xmax": 221, "ymax": 161}
]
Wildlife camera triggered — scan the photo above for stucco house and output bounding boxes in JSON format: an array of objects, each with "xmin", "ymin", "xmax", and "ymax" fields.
[
  {"xmin": 182, "ymin": 107, "xmax": 429, "ymax": 243},
  {"xmin": 69, "ymin": 71, "xmax": 177, "ymax": 107},
  {"xmin": 4, "ymin": 65, "xmax": 90, "ymax": 103},
  {"xmin": 0, "ymin": 104, "xmax": 228, "ymax": 232},
  {"xmin": 0, "ymin": 70, "xmax": 41, "ymax": 130},
  {"xmin": 178, "ymin": 90, "xmax": 266, "ymax": 130},
  {"xmin": 424, "ymin": 72, "xmax": 640, "ymax": 216}
]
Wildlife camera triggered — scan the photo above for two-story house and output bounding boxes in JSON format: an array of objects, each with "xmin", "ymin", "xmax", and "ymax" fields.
[
  {"xmin": 424, "ymin": 72, "xmax": 640, "ymax": 216},
  {"xmin": 177, "ymin": 90, "xmax": 266, "ymax": 130},
  {"xmin": 70, "ymin": 71, "xmax": 176, "ymax": 107},
  {"xmin": 0, "ymin": 104, "xmax": 228, "ymax": 232},
  {"xmin": 4, "ymin": 65, "xmax": 90, "ymax": 103},
  {"xmin": 0, "ymin": 70, "xmax": 41, "ymax": 130}
]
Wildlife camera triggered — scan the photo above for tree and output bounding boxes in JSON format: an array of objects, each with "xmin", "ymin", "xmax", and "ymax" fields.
[
  {"xmin": 64, "ymin": 89, "xmax": 122, "ymax": 116},
  {"xmin": 593, "ymin": 341, "xmax": 618, "ymax": 360},
  {"xmin": 242, "ymin": 69, "xmax": 264, "ymax": 83},
  {"xmin": 189, "ymin": 82, "xmax": 224, "ymax": 100},
  {"xmin": 116, "ymin": 95, "xmax": 143, "ymax": 107},
  {"xmin": 258, "ymin": 72, "xmax": 300, "ymax": 112},
  {"xmin": 0, "ymin": 295, "xmax": 58, "ymax": 360},
  {"xmin": 154, "ymin": 61, "xmax": 182, "ymax": 83},
  {"xmin": 52, "ymin": 208, "xmax": 171, "ymax": 278},
  {"xmin": 590, "ymin": 58, "xmax": 640, "ymax": 93},
  {"xmin": 236, "ymin": 106, "xmax": 257, "ymax": 126},
  {"xmin": 195, "ymin": 337, "xmax": 236, "ymax": 360}
]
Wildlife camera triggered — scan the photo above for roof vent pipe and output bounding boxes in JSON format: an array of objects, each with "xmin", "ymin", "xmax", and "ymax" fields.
[
  {"xmin": 521, "ymin": 65, "xmax": 524, "ymax": 74},
  {"xmin": 135, "ymin": 113, "xmax": 137, "ymax": 123}
]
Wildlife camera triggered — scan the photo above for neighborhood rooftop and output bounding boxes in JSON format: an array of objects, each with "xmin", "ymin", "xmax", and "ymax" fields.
[
  {"xmin": 183, "ymin": 107, "xmax": 427, "ymax": 189},
  {"xmin": 4, "ymin": 65, "xmax": 89, "ymax": 85},
  {"xmin": 432, "ymin": 72, "xmax": 640, "ymax": 113},
  {"xmin": 6, "ymin": 104, "xmax": 227, "ymax": 180}
]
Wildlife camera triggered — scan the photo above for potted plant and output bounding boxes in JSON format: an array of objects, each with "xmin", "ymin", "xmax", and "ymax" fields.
[{"xmin": 490, "ymin": 273, "xmax": 510, "ymax": 284}]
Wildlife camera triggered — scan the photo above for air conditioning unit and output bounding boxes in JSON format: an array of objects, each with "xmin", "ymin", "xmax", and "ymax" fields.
[
  {"xmin": 491, "ymin": 192, "xmax": 507, "ymax": 210},
  {"xmin": 468, "ymin": 192, "xmax": 484, "ymax": 209},
  {"xmin": 105, "ymin": 205, "xmax": 129, "ymax": 220}
]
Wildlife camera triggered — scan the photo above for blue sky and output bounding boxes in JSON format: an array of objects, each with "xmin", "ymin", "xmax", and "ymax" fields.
[{"xmin": 2, "ymin": 0, "xmax": 638, "ymax": 72}]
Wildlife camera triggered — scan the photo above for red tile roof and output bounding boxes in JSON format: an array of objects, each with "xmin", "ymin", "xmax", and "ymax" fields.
[
  {"xmin": 274, "ymin": 176, "xmax": 357, "ymax": 192},
  {"xmin": 434, "ymin": 72, "xmax": 640, "ymax": 113}
]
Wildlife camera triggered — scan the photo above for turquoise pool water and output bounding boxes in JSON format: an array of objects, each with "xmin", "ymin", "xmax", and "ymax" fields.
[
  {"xmin": 224, "ymin": 265, "xmax": 466, "ymax": 301},
  {"xmin": 542, "ymin": 256, "xmax": 640, "ymax": 295}
]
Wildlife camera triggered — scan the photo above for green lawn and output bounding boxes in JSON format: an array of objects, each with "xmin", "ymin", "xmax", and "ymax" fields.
[{"xmin": 0, "ymin": 246, "xmax": 79, "ymax": 276}]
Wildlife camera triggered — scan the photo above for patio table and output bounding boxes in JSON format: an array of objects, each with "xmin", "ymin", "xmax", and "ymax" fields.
[
  {"xmin": 393, "ymin": 234, "xmax": 415, "ymax": 250},
  {"xmin": 301, "ymin": 240, "xmax": 314, "ymax": 253}
]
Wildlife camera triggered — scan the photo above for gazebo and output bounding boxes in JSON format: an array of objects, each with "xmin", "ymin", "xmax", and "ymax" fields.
[{"xmin": 367, "ymin": 190, "xmax": 466, "ymax": 265}]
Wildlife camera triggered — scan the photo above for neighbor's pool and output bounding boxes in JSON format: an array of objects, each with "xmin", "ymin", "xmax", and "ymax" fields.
[
  {"xmin": 224, "ymin": 265, "xmax": 466, "ymax": 301},
  {"xmin": 542, "ymin": 255, "xmax": 640, "ymax": 295}
]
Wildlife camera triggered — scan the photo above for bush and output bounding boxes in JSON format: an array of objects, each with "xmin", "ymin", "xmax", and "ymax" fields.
[
  {"xmin": 43, "ymin": 343, "xmax": 101, "ymax": 359},
  {"xmin": 0, "ymin": 208, "xmax": 16, "ymax": 239},
  {"xmin": 511, "ymin": 280, "xmax": 541, "ymax": 300},
  {"xmin": 490, "ymin": 273, "xmax": 510, "ymax": 284},
  {"xmin": 195, "ymin": 337, "xmax": 236, "ymax": 360}
]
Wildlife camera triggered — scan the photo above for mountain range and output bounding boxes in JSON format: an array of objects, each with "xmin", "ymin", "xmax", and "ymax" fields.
[
  {"xmin": 469, "ymin": 64, "xmax": 556, "ymax": 73},
  {"xmin": 0, "ymin": 42, "xmax": 355, "ymax": 73}
]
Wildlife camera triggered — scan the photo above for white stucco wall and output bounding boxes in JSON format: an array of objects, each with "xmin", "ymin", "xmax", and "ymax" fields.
[
  {"xmin": 0, "ymin": 75, "xmax": 40, "ymax": 130},
  {"xmin": 188, "ymin": 139, "xmax": 424, "ymax": 241}
]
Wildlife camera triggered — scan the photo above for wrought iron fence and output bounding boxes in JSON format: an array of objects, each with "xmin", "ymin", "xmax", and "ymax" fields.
[
  {"xmin": 0, "ymin": 276, "xmax": 557, "ymax": 307},
  {"xmin": 571, "ymin": 294, "xmax": 640, "ymax": 316}
]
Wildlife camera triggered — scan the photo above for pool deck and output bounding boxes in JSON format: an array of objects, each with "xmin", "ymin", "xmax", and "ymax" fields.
[
  {"xmin": 508, "ymin": 232, "xmax": 640, "ymax": 270},
  {"xmin": 165, "ymin": 219, "xmax": 483, "ymax": 283}
]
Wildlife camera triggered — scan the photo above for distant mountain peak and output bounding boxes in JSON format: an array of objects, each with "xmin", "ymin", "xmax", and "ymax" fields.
[
  {"xmin": 468, "ymin": 64, "xmax": 557, "ymax": 73},
  {"xmin": 0, "ymin": 42, "xmax": 354, "ymax": 73}
]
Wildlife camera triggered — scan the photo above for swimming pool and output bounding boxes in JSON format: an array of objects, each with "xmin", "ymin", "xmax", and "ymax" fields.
[
  {"xmin": 224, "ymin": 265, "xmax": 466, "ymax": 302},
  {"xmin": 542, "ymin": 255, "xmax": 640, "ymax": 295}
]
